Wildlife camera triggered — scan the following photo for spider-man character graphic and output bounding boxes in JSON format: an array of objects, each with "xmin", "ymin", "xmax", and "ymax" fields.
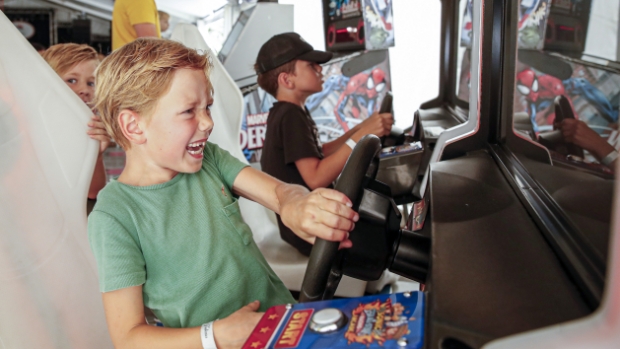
[
  {"xmin": 334, "ymin": 67, "xmax": 388, "ymax": 131},
  {"xmin": 306, "ymin": 74, "xmax": 349, "ymax": 112},
  {"xmin": 371, "ymin": 0, "xmax": 393, "ymax": 30},
  {"xmin": 517, "ymin": 67, "xmax": 617, "ymax": 132},
  {"xmin": 516, "ymin": 68, "xmax": 565, "ymax": 131},
  {"xmin": 564, "ymin": 77, "xmax": 618, "ymax": 123}
]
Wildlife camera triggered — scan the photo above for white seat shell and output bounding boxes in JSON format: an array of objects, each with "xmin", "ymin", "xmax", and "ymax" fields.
[{"xmin": 0, "ymin": 11, "xmax": 112, "ymax": 348}]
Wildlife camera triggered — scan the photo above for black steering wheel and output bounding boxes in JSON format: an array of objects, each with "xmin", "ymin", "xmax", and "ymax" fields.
[
  {"xmin": 299, "ymin": 135, "xmax": 382, "ymax": 303},
  {"xmin": 553, "ymin": 95, "xmax": 584, "ymax": 158},
  {"xmin": 539, "ymin": 95, "xmax": 585, "ymax": 158}
]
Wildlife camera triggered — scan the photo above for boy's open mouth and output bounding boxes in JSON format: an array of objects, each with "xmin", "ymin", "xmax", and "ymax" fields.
[{"xmin": 186, "ymin": 140, "xmax": 206, "ymax": 157}]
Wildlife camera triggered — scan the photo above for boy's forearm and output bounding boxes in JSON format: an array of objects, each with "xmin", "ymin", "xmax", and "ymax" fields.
[
  {"xmin": 112, "ymin": 319, "xmax": 250, "ymax": 349},
  {"xmin": 233, "ymin": 167, "xmax": 288, "ymax": 213},
  {"xmin": 114, "ymin": 324, "xmax": 203, "ymax": 349},
  {"xmin": 103, "ymin": 288, "xmax": 205, "ymax": 349},
  {"xmin": 323, "ymin": 124, "xmax": 360, "ymax": 156},
  {"xmin": 297, "ymin": 145, "xmax": 352, "ymax": 189},
  {"xmin": 104, "ymin": 287, "xmax": 261, "ymax": 349},
  {"xmin": 275, "ymin": 182, "xmax": 310, "ymax": 215},
  {"xmin": 589, "ymin": 140, "xmax": 615, "ymax": 161}
]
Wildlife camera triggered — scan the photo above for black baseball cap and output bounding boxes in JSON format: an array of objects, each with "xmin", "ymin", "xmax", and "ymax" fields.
[{"xmin": 255, "ymin": 32, "xmax": 333, "ymax": 74}]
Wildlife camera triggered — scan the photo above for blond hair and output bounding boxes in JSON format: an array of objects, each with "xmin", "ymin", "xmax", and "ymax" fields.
[
  {"xmin": 42, "ymin": 43, "xmax": 99, "ymax": 75},
  {"xmin": 94, "ymin": 38, "xmax": 212, "ymax": 150}
]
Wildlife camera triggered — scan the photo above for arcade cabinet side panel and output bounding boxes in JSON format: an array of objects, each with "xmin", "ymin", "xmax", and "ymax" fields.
[
  {"xmin": 427, "ymin": 151, "xmax": 591, "ymax": 348},
  {"xmin": 222, "ymin": 3, "xmax": 294, "ymax": 87}
]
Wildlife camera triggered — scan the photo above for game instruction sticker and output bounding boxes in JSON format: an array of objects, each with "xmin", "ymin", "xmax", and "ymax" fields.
[{"xmin": 242, "ymin": 292, "xmax": 425, "ymax": 349}]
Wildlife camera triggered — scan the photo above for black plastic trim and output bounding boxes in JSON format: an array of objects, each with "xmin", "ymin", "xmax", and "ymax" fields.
[
  {"xmin": 421, "ymin": 0, "xmax": 463, "ymax": 110},
  {"xmin": 489, "ymin": 144, "xmax": 605, "ymax": 309}
]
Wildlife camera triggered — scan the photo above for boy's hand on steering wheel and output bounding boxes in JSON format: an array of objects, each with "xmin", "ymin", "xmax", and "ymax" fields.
[
  {"xmin": 353, "ymin": 112, "xmax": 393, "ymax": 140},
  {"xmin": 559, "ymin": 119, "xmax": 614, "ymax": 159},
  {"xmin": 213, "ymin": 300, "xmax": 263, "ymax": 349},
  {"xmin": 280, "ymin": 188, "xmax": 359, "ymax": 249},
  {"xmin": 87, "ymin": 115, "xmax": 112, "ymax": 154}
]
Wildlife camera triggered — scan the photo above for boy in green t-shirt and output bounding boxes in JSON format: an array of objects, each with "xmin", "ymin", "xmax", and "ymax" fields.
[{"xmin": 88, "ymin": 38, "xmax": 359, "ymax": 349}]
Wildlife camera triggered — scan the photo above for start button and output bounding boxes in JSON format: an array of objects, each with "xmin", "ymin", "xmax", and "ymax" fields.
[{"xmin": 309, "ymin": 308, "xmax": 348, "ymax": 333}]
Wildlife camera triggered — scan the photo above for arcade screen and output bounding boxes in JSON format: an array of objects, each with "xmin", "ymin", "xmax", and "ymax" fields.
[
  {"xmin": 325, "ymin": 0, "xmax": 363, "ymax": 21},
  {"xmin": 513, "ymin": 52, "xmax": 620, "ymax": 163},
  {"xmin": 240, "ymin": 50, "xmax": 392, "ymax": 165},
  {"xmin": 324, "ymin": 0, "xmax": 394, "ymax": 51},
  {"xmin": 458, "ymin": 0, "xmax": 552, "ymax": 100},
  {"xmin": 362, "ymin": 0, "xmax": 395, "ymax": 50},
  {"xmin": 459, "ymin": 0, "xmax": 551, "ymax": 50}
]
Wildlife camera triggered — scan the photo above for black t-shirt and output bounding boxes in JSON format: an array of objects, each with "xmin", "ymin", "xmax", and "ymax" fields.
[{"xmin": 261, "ymin": 101, "xmax": 325, "ymax": 256}]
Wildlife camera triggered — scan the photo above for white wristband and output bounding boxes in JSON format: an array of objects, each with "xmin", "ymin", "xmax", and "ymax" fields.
[
  {"xmin": 345, "ymin": 138, "xmax": 357, "ymax": 150},
  {"xmin": 601, "ymin": 150, "xmax": 619, "ymax": 167},
  {"xmin": 201, "ymin": 322, "xmax": 217, "ymax": 349}
]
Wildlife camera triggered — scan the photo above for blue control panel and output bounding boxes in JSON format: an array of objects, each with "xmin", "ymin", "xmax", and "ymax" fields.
[{"xmin": 243, "ymin": 292, "xmax": 425, "ymax": 349}]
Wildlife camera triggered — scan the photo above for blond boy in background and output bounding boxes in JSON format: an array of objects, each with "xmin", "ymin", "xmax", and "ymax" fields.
[{"xmin": 42, "ymin": 43, "xmax": 110, "ymax": 199}]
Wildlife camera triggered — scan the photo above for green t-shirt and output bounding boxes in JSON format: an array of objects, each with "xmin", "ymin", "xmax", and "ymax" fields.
[{"xmin": 88, "ymin": 142, "xmax": 295, "ymax": 328}]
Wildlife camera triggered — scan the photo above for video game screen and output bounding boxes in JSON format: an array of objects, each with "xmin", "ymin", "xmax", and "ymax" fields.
[
  {"xmin": 325, "ymin": 0, "xmax": 363, "ymax": 21},
  {"xmin": 458, "ymin": 0, "xmax": 552, "ymax": 100},
  {"xmin": 514, "ymin": 52, "xmax": 620, "ymax": 165},
  {"xmin": 460, "ymin": 0, "xmax": 551, "ymax": 50},
  {"xmin": 362, "ymin": 0, "xmax": 395, "ymax": 50}
]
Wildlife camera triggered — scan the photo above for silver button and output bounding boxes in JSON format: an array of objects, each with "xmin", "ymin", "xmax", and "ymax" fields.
[{"xmin": 309, "ymin": 308, "xmax": 347, "ymax": 333}]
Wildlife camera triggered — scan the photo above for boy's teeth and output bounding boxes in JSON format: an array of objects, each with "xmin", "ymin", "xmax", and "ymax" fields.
[
  {"xmin": 188, "ymin": 141, "xmax": 205, "ymax": 147},
  {"xmin": 186, "ymin": 140, "xmax": 206, "ymax": 155}
]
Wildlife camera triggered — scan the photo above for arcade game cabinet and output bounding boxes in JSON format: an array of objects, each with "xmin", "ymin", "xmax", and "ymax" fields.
[
  {"xmin": 241, "ymin": 0, "xmax": 619, "ymax": 348},
  {"xmin": 218, "ymin": 3, "xmax": 294, "ymax": 88},
  {"xmin": 233, "ymin": 0, "xmax": 421, "ymax": 296},
  {"xmin": 318, "ymin": 0, "xmax": 425, "ymax": 204}
]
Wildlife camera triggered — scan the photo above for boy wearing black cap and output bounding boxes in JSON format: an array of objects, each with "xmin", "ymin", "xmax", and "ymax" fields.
[{"xmin": 255, "ymin": 32, "xmax": 393, "ymax": 256}]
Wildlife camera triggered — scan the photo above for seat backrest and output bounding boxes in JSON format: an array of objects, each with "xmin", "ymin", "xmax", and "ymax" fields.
[{"xmin": 0, "ymin": 12, "xmax": 112, "ymax": 348}]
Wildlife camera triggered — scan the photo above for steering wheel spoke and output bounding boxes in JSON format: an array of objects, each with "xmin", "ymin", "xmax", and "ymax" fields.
[{"xmin": 299, "ymin": 135, "xmax": 382, "ymax": 303}]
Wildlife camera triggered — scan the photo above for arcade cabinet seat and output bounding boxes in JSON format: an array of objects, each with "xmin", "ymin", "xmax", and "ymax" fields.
[
  {"xmin": 0, "ymin": 12, "xmax": 112, "ymax": 348},
  {"xmin": 169, "ymin": 24, "xmax": 367, "ymax": 297}
]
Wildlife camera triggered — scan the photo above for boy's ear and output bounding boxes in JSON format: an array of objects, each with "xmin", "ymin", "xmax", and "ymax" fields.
[
  {"xmin": 277, "ymin": 71, "xmax": 294, "ymax": 90},
  {"xmin": 118, "ymin": 109, "xmax": 146, "ymax": 145}
]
